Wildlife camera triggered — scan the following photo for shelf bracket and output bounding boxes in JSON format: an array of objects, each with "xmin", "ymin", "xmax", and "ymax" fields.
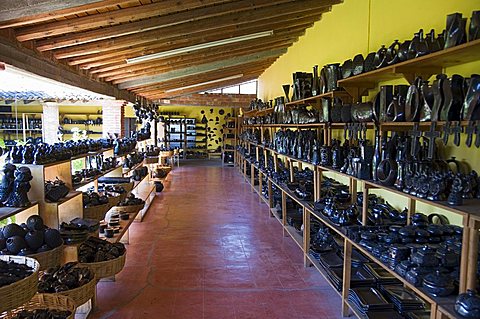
[
  {"xmin": 341, "ymin": 84, "xmax": 374, "ymax": 103},
  {"xmin": 395, "ymin": 66, "xmax": 442, "ymax": 84}
]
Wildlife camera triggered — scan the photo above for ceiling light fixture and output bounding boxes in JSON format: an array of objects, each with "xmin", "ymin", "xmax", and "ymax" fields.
[
  {"xmin": 164, "ymin": 74, "xmax": 244, "ymax": 93},
  {"xmin": 126, "ymin": 30, "xmax": 274, "ymax": 64}
]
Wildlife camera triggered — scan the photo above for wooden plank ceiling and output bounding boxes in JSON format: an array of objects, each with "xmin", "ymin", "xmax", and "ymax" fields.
[{"xmin": 0, "ymin": 0, "xmax": 341, "ymax": 101}]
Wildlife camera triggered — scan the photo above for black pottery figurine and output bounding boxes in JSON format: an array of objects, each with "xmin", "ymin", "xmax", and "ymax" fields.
[
  {"xmin": 5, "ymin": 166, "xmax": 33, "ymax": 207},
  {"xmin": 0, "ymin": 164, "xmax": 16, "ymax": 205},
  {"xmin": 447, "ymin": 175, "xmax": 464, "ymax": 206}
]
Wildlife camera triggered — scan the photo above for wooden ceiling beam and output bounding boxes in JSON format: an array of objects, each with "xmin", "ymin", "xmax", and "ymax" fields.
[
  {"xmin": 0, "ymin": 34, "xmax": 136, "ymax": 102},
  {"xmin": 147, "ymin": 75, "xmax": 260, "ymax": 100},
  {"xmin": 104, "ymin": 40, "xmax": 295, "ymax": 83},
  {"xmin": 35, "ymin": 0, "xmax": 299, "ymax": 51},
  {"xmin": 119, "ymin": 49, "xmax": 284, "ymax": 89},
  {"xmin": 0, "ymin": 0, "xmax": 105, "ymax": 23},
  {"xmin": 141, "ymin": 67, "xmax": 267, "ymax": 98},
  {"xmin": 130, "ymin": 60, "xmax": 273, "ymax": 93},
  {"xmin": 15, "ymin": 0, "xmax": 232, "ymax": 41},
  {"xmin": 107, "ymin": 40, "xmax": 295, "ymax": 84},
  {"xmin": 93, "ymin": 30, "xmax": 302, "ymax": 79},
  {"xmin": 0, "ymin": 1, "xmax": 137, "ymax": 28},
  {"xmin": 52, "ymin": 1, "xmax": 329, "ymax": 59},
  {"xmin": 66, "ymin": 16, "xmax": 318, "ymax": 68}
]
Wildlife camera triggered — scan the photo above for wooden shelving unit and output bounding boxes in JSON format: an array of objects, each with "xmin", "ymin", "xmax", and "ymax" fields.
[
  {"xmin": 237, "ymin": 38, "xmax": 480, "ymax": 319},
  {"xmin": 222, "ymin": 117, "xmax": 237, "ymax": 166}
]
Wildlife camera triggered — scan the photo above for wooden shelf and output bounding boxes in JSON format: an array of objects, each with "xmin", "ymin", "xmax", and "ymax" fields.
[
  {"xmin": 284, "ymin": 224, "xmax": 304, "ymax": 251},
  {"xmin": 286, "ymin": 90, "xmax": 352, "ymax": 107},
  {"xmin": 306, "ymin": 253, "xmax": 342, "ymax": 297},
  {"xmin": 270, "ymin": 207, "xmax": 283, "ymax": 226},
  {"xmin": 102, "ymin": 208, "xmax": 141, "ymax": 243},
  {"xmin": 237, "ymin": 150, "xmax": 471, "ymax": 318},
  {"xmin": 338, "ymin": 39, "xmax": 480, "ymax": 88},
  {"xmin": 122, "ymin": 161, "xmax": 144, "ymax": 176},
  {"xmin": 245, "ymin": 138, "xmax": 480, "ymax": 220},
  {"xmin": 73, "ymin": 164, "xmax": 123, "ymax": 190},
  {"xmin": 0, "ymin": 202, "xmax": 39, "ymax": 222}
]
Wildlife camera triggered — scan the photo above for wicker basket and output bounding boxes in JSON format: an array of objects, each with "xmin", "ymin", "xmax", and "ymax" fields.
[
  {"xmin": 28, "ymin": 245, "xmax": 63, "ymax": 271},
  {"xmin": 0, "ymin": 256, "xmax": 40, "ymax": 313},
  {"xmin": 48, "ymin": 274, "xmax": 97, "ymax": 307},
  {"xmin": 0, "ymin": 294, "xmax": 76, "ymax": 319},
  {"xmin": 79, "ymin": 253, "xmax": 126, "ymax": 280},
  {"xmin": 107, "ymin": 194, "xmax": 121, "ymax": 209},
  {"xmin": 117, "ymin": 182, "xmax": 134, "ymax": 201},
  {"xmin": 112, "ymin": 203, "xmax": 145, "ymax": 213},
  {"xmin": 83, "ymin": 203, "xmax": 110, "ymax": 221}
]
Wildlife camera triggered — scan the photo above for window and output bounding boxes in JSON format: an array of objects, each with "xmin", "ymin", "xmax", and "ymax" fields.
[{"xmin": 201, "ymin": 80, "xmax": 257, "ymax": 95}]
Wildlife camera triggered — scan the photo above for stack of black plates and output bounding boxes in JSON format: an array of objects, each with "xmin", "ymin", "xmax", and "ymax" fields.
[
  {"xmin": 318, "ymin": 251, "xmax": 343, "ymax": 269},
  {"xmin": 348, "ymin": 287, "xmax": 394, "ymax": 316},
  {"xmin": 364, "ymin": 263, "xmax": 401, "ymax": 286},
  {"xmin": 381, "ymin": 285, "xmax": 426, "ymax": 313},
  {"xmin": 328, "ymin": 264, "xmax": 376, "ymax": 291}
]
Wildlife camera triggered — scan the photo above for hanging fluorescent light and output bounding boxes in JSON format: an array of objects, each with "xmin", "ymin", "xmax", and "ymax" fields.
[
  {"xmin": 164, "ymin": 74, "xmax": 244, "ymax": 93},
  {"xmin": 126, "ymin": 30, "xmax": 274, "ymax": 64}
]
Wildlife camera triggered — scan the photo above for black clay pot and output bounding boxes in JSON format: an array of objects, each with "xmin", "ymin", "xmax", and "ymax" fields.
[
  {"xmin": 25, "ymin": 230, "xmax": 45, "ymax": 251},
  {"xmin": 104, "ymin": 228, "xmax": 114, "ymax": 238},
  {"xmin": 422, "ymin": 270, "xmax": 455, "ymax": 297},
  {"xmin": 44, "ymin": 229, "xmax": 63, "ymax": 249},
  {"xmin": 6, "ymin": 236, "xmax": 27, "ymax": 254},
  {"xmin": 455, "ymin": 290, "xmax": 480, "ymax": 318},
  {"xmin": 2, "ymin": 223, "xmax": 26, "ymax": 239},
  {"xmin": 0, "ymin": 238, "xmax": 5, "ymax": 250},
  {"xmin": 411, "ymin": 246, "xmax": 439, "ymax": 267},
  {"xmin": 26, "ymin": 215, "xmax": 44, "ymax": 231},
  {"xmin": 406, "ymin": 266, "xmax": 431, "ymax": 287}
]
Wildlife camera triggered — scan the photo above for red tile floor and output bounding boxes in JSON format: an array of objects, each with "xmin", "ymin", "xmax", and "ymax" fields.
[{"xmin": 92, "ymin": 164, "xmax": 342, "ymax": 318}]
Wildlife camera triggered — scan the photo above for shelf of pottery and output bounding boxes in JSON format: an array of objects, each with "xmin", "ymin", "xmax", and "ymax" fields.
[
  {"xmin": 60, "ymin": 113, "xmax": 103, "ymax": 139},
  {"xmin": 0, "ymin": 112, "xmax": 43, "ymax": 147},
  {"xmin": 236, "ymin": 12, "xmax": 480, "ymax": 319},
  {"xmin": 222, "ymin": 117, "xmax": 237, "ymax": 166},
  {"xmin": 164, "ymin": 115, "xmax": 208, "ymax": 159}
]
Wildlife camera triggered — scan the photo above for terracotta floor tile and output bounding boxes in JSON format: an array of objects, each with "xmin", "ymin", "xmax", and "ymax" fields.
[{"xmin": 90, "ymin": 164, "xmax": 344, "ymax": 319}]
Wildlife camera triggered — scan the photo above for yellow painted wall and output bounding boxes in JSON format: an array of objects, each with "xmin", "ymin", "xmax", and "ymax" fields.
[
  {"xmin": 259, "ymin": 0, "xmax": 479, "ymax": 99},
  {"xmin": 257, "ymin": 0, "xmax": 479, "ymax": 224},
  {"xmin": 158, "ymin": 105, "xmax": 235, "ymax": 151}
]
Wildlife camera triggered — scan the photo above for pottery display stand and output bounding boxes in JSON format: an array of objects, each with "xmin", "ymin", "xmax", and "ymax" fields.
[
  {"xmin": 222, "ymin": 117, "xmax": 237, "ymax": 167},
  {"xmin": 237, "ymin": 38, "xmax": 480, "ymax": 319}
]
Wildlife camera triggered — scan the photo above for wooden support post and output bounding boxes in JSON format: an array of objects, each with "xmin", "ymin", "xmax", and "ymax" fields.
[
  {"xmin": 407, "ymin": 198, "xmax": 416, "ymax": 225},
  {"xmin": 350, "ymin": 179, "xmax": 357, "ymax": 204},
  {"xmin": 281, "ymin": 191, "xmax": 287, "ymax": 237},
  {"xmin": 289, "ymin": 160, "xmax": 294, "ymax": 183},
  {"xmin": 250, "ymin": 164, "xmax": 254, "ymax": 192},
  {"xmin": 297, "ymin": 161, "xmax": 303, "ymax": 171},
  {"xmin": 303, "ymin": 207, "xmax": 310, "ymax": 267},
  {"xmin": 258, "ymin": 172, "xmax": 263, "ymax": 203},
  {"xmin": 313, "ymin": 169, "xmax": 319, "ymax": 202},
  {"xmin": 268, "ymin": 179, "xmax": 273, "ymax": 209},
  {"xmin": 362, "ymin": 184, "xmax": 369, "ymax": 226},
  {"xmin": 466, "ymin": 221, "xmax": 478, "ymax": 291},
  {"xmin": 273, "ymin": 154, "xmax": 279, "ymax": 173},
  {"xmin": 342, "ymin": 239, "xmax": 352, "ymax": 317}
]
